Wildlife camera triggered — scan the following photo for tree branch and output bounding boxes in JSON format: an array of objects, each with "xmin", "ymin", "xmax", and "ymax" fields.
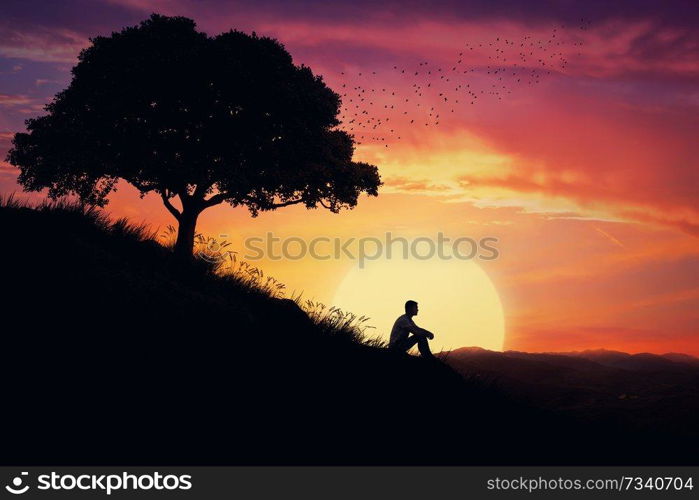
[
  {"xmin": 202, "ymin": 192, "xmax": 228, "ymax": 208},
  {"xmin": 194, "ymin": 181, "xmax": 214, "ymax": 199},
  {"xmin": 201, "ymin": 193, "xmax": 306, "ymax": 211},
  {"xmin": 161, "ymin": 191, "xmax": 182, "ymax": 221},
  {"xmin": 241, "ymin": 196, "xmax": 305, "ymax": 209},
  {"xmin": 270, "ymin": 198, "xmax": 305, "ymax": 208}
]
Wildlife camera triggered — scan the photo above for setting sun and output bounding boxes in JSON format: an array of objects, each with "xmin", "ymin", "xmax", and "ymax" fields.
[{"xmin": 332, "ymin": 254, "xmax": 505, "ymax": 352}]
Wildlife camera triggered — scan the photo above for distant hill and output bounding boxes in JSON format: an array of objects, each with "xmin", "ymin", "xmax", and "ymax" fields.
[
  {"xmin": 1, "ymin": 197, "xmax": 697, "ymax": 465},
  {"xmin": 558, "ymin": 348, "xmax": 699, "ymax": 371},
  {"xmin": 444, "ymin": 347, "xmax": 699, "ymax": 439},
  {"xmin": 661, "ymin": 352, "xmax": 699, "ymax": 366}
]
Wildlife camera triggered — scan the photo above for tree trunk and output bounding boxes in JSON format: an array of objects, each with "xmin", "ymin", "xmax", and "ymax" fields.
[{"xmin": 174, "ymin": 208, "xmax": 200, "ymax": 259}]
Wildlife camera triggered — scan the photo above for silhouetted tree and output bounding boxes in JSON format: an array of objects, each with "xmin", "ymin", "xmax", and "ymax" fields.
[{"xmin": 8, "ymin": 14, "xmax": 381, "ymax": 257}]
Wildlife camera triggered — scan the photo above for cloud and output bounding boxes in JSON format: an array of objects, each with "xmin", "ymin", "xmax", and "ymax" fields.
[
  {"xmin": 35, "ymin": 78, "xmax": 61, "ymax": 86},
  {"xmin": 617, "ymin": 210, "xmax": 699, "ymax": 237},
  {"xmin": 0, "ymin": 131, "xmax": 15, "ymax": 142},
  {"xmin": 383, "ymin": 176, "xmax": 450, "ymax": 193},
  {"xmin": 0, "ymin": 93, "xmax": 34, "ymax": 106},
  {"xmin": 0, "ymin": 23, "xmax": 87, "ymax": 62},
  {"xmin": 0, "ymin": 94, "xmax": 45, "ymax": 116},
  {"xmin": 458, "ymin": 172, "xmax": 699, "ymax": 236}
]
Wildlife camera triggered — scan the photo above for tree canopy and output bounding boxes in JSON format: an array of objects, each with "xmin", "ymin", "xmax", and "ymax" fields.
[{"xmin": 8, "ymin": 14, "xmax": 381, "ymax": 256}]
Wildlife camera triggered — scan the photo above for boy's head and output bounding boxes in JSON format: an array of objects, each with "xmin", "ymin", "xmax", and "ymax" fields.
[{"xmin": 405, "ymin": 300, "xmax": 418, "ymax": 316}]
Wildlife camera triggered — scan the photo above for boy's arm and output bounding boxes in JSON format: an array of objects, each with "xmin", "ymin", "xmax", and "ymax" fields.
[{"xmin": 407, "ymin": 318, "xmax": 434, "ymax": 339}]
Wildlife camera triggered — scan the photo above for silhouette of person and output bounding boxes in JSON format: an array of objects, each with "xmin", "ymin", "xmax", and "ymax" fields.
[{"xmin": 388, "ymin": 300, "xmax": 434, "ymax": 357}]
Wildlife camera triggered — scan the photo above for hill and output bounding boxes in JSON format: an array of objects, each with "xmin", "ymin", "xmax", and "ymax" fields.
[
  {"xmin": 1, "ymin": 197, "xmax": 696, "ymax": 465},
  {"xmin": 445, "ymin": 347, "xmax": 699, "ymax": 439}
]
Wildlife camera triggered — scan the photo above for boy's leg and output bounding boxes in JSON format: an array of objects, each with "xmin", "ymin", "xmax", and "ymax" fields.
[
  {"xmin": 416, "ymin": 336, "xmax": 434, "ymax": 358},
  {"xmin": 392, "ymin": 336, "xmax": 419, "ymax": 352},
  {"xmin": 392, "ymin": 336, "xmax": 433, "ymax": 357}
]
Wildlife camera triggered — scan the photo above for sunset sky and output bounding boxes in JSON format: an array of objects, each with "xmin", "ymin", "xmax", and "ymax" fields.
[{"xmin": 1, "ymin": 0, "xmax": 698, "ymax": 354}]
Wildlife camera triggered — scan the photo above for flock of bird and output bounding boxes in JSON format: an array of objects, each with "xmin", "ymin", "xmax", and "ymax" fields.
[{"xmin": 335, "ymin": 20, "xmax": 591, "ymax": 148}]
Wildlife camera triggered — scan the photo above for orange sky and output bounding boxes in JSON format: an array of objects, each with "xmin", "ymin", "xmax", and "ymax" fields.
[{"xmin": 1, "ymin": 1, "xmax": 698, "ymax": 354}]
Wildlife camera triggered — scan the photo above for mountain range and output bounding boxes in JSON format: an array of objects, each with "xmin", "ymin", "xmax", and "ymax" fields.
[{"xmin": 443, "ymin": 347, "xmax": 699, "ymax": 438}]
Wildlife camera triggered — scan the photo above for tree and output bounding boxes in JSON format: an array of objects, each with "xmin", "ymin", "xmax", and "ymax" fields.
[{"xmin": 7, "ymin": 14, "xmax": 381, "ymax": 258}]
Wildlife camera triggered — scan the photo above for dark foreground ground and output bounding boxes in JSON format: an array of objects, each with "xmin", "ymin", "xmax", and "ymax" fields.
[{"xmin": 1, "ymin": 199, "xmax": 696, "ymax": 465}]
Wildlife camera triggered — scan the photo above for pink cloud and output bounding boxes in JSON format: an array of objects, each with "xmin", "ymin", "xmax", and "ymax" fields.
[{"xmin": 0, "ymin": 23, "xmax": 87, "ymax": 62}]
